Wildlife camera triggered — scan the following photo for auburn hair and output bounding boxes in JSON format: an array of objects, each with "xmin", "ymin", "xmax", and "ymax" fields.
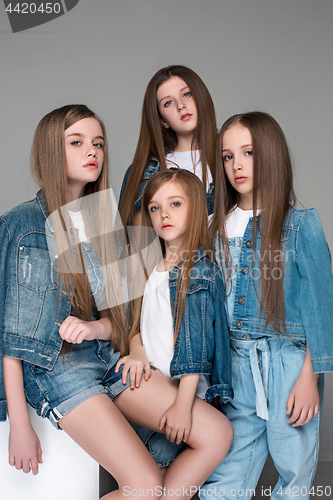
[{"xmin": 129, "ymin": 169, "xmax": 209, "ymax": 344}]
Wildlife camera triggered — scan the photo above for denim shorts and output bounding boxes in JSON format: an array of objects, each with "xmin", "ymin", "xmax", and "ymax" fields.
[
  {"xmin": 23, "ymin": 339, "xmax": 130, "ymax": 428},
  {"xmin": 137, "ymin": 425, "xmax": 188, "ymax": 467}
]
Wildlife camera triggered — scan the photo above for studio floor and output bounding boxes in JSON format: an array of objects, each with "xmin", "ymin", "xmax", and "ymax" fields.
[{"xmin": 100, "ymin": 458, "xmax": 333, "ymax": 499}]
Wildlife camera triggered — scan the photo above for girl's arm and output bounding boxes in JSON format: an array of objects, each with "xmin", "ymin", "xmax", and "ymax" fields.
[
  {"xmin": 286, "ymin": 345, "xmax": 320, "ymax": 427},
  {"xmin": 115, "ymin": 333, "xmax": 151, "ymax": 389},
  {"xmin": 159, "ymin": 373, "xmax": 200, "ymax": 444},
  {"xmin": 3, "ymin": 356, "xmax": 42, "ymax": 475},
  {"xmin": 58, "ymin": 309, "xmax": 112, "ymax": 344}
]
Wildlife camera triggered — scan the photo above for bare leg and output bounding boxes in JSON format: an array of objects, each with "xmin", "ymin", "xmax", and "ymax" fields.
[
  {"xmin": 59, "ymin": 394, "xmax": 163, "ymax": 500},
  {"xmin": 115, "ymin": 371, "xmax": 233, "ymax": 499}
]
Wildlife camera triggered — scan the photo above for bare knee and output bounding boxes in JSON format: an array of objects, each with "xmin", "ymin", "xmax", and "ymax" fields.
[
  {"xmin": 118, "ymin": 469, "xmax": 163, "ymax": 500},
  {"xmin": 207, "ymin": 412, "xmax": 233, "ymax": 461}
]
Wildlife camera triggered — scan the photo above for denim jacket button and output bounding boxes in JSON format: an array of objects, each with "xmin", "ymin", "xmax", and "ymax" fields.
[
  {"xmin": 243, "ymin": 334, "xmax": 249, "ymax": 339},
  {"xmin": 19, "ymin": 246, "xmax": 24, "ymax": 252},
  {"xmin": 93, "ymin": 261, "xmax": 99, "ymax": 268},
  {"xmin": 238, "ymin": 296, "xmax": 245, "ymax": 304},
  {"xmin": 246, "ymin": 240, "xmax": 252, "ymax": 248},
  {"xmin": 170, "ymin": 273, "xmax": 176, "ymax": 278},
  {"xmin": 189, "ymin": 284, "xmax": 195, "ymax": 289},
  {"xmin": 236, "ymin": 320, "xmax": 243, "ymax": 328},
  {"xmin": 241, "ymin": 266, "xmax": 248, "ymax": 275}
]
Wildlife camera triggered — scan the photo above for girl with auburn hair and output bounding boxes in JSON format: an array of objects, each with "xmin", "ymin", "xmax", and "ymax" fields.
[
  {"xmin": 116, "ymin": 169, "xmax": 233, "ymax": 472},
  {"xmin": 119, "ymin": 65, "xmax": 217, "ymax": 228},
  {"xmin": 0, "ymin": 104, "xmax": 231, "ymax": 499},
  {"xmin": 203, "ymin": 111, "xmax": 333, "ymax": 499}
]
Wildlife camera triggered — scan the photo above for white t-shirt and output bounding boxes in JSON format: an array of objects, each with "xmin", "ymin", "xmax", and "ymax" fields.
[
  {"xmin": 68, "ymin": 210, "xmax": 88, "ymax": 242},
  {"xmin": 140, "ymin": 266, "xmax": 209, "ymax": 399},
  {"xmin": 68, "ymin": 210, "xmax": 107, "ymax": 309},
  {"xmin": 165, "ymin": 150, "xmax": 213, "ymax": 189},
  {"xmin": 226, "ymin": 206, "xmax": 255, "ymax": 238}
]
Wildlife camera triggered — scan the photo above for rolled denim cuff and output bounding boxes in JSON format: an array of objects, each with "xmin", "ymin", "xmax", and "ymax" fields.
[
  {"xmin": 0, "ymin": 399, "xmax": 7, "ymax": 421},
  {"xmin": 205, "ymin": 383, "xmax": 234, "ymax": 406}
]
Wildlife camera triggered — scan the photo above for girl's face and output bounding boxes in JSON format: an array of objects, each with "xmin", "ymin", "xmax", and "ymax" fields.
[
  {"xmin": 222, "ymin": 124, "xmax": 254, "ymax": 210},
  {"xmin": 65, "ymin": 117, "xmax": 104, "ymax": 200},
  {"xmin": 157, "ymin": 76, "xmax": 197, "ymax": 140},
  {"xmin": 148, "ymin": 180, "xmax": 189, "ymax": 251}
]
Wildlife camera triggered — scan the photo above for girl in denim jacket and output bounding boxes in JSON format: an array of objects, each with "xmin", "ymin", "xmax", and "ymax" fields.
[
  {"xmin": 203, "ymin": 112, "xmax": 333, "ymax": 499},
  {"xmin": 119, "ymin": 65, "xmax": 217, "ymax": 230},
  {"xmin": 1, "ymin": 104, "xmax": 232, "ymax": 499},
  {"xmin": 117, "ymin": 169, "xmax": 233, "ymax": 471}
]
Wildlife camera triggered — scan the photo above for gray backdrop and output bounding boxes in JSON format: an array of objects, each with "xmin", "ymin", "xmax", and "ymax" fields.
[{"xmin": 0, "ymin": 0, "xmax": 332, "ymax": 461}]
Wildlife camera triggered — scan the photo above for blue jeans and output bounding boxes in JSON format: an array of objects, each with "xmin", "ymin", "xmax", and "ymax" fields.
[{"xmin": 199, "ymin": 335, "xmax": 323, "ymax": 500}]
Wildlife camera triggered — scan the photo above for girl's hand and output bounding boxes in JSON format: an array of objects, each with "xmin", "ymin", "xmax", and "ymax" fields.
[
  {"xmin": 59, "ymin": 315, "xmax": 111, "ymax": 343},
  {"xmin": 115, "ymin": 346, "xmax": 151, "ymax": 389},
  {"xmin": 286, "ymin": 346, "xmax": 320, "ymax": 427},
  {"xmin": 159, "ymin": 401, "xmax": 192, "ymax": 444},
  {"xmin": 8, "ymin": 423, "xmax": 43, "ymax": 475}
]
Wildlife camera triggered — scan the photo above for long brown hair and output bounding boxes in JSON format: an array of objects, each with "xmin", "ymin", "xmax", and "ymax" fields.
[
  {"xmin": 119, "ymin": 65, "xmax": 217, "ymax": 228},
  {"xmin": 129, "ymin": 169, "xmax": 209, "ymax": 344},
  {"xmin": 210, "ymin": 111, "xmax": 296, "ymax": 334},
  {"xmin": 31, "ymin": 104, "xmax": 127, "ymax": 355}
]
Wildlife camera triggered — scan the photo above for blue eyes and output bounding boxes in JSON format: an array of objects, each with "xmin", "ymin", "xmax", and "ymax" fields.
[
  {"xmin": 70, "ymin": 141, "xmax": 104, "ymax": 148},
  {"xmin": 149, "ymin": 201, "xmax": 181, "ymax": 212},
  {"xmin": 163, "ymin": 91, "xmax": 191, "ymax": 107}
]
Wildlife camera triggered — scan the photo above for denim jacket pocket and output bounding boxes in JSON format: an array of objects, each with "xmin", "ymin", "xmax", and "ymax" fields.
[
  {"xmin": 185, "ymin": 278, "xmax": 209, "ymax": 295},
  {"xmin": 19, "ymin": 247, "xmax": 56, "ymax": 291}
]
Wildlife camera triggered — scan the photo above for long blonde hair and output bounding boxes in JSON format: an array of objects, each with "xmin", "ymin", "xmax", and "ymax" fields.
[
  {"xmin": 129, "ymin": 169, "xmax": 209, "ymax": 344},
  {"xmin": 31, "ymin": 104, "xmax": 127, "ymax": 355},
  {"xmin": 119, "ymin": 65, "xmax": 217, "ymax": 228}
]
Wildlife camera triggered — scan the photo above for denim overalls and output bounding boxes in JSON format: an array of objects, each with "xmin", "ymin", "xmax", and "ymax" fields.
[
  {"xmin": 119, "ymin": 158, "xmax": 215, "ymax": 215},
  {"xmin": 200, "ymin": 207, "xmax": 333, "ymax": 500}
]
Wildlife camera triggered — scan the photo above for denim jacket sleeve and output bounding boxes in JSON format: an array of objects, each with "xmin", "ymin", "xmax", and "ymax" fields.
[
  {"xmin": 118, "ymin": 159, "xmax": 161, "ymax": 211},
  {"xmin": 0, "ymin": 218, "xmax": 10, "ymax": 421},
  {"xmin": 205, "ymin": 265, "xmax": 233, "ymax": 405},
  {"xmin": 118, "ymin": 164, "xmax": 131, "ymax": 209},
  {"xmin": 169, "ymin": 256, "xmax": 233, "ymax": 406},
  {"xmin": 296, "ymin": 208, "xmax": 333, "ymax": 373}
]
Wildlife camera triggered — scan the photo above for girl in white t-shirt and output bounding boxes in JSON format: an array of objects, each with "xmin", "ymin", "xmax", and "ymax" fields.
[
  {"xmin": 204, "ymin": 112, "xmax": 333, "ymax": 499},
  {"xmin": 117, "ymin": 169, "xmax": 233, "ymax": 471},
  {"xmin": 119, "ymin": 65, "xmax": 217, "ymax": 230}
]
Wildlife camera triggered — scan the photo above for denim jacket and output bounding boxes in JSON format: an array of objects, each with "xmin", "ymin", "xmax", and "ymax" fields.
[
  {"xmin": 119, "ymin": 158, "xmax": 215, "ymax": 215},
  {"xmin": 0, "ymin": 191, "xmax": 105, "ymax": 421},
  {"xmin": 217, "ymin": 207, "xmax": 333, "ymax": 374},
  {"xmin": 167, "ymin": 248, "xmax": 233, "ymax": 406}
]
